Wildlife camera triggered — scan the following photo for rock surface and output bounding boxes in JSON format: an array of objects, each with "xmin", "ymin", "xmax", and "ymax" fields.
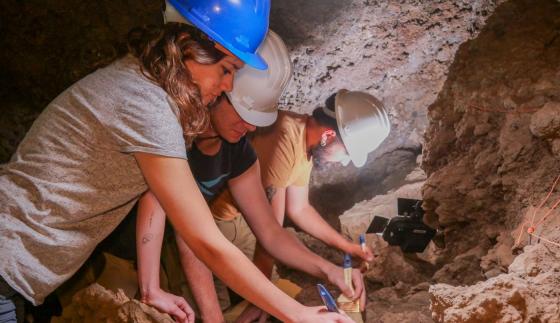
[
  {"xmin": 430, "ymin": 223, "xmax": 560, "ymax": 322},
  {"xmin": 274, "ymin": 0, "xmax": 504, "ymax": 210},
  {"xmin": 422, "ymin": 0, "xmax": 560, "ymax": 284},
  {"xmin": 305, "ymin": 0, "xmax": 560, "ymax": 321},
  {"xmin": 421, "ymin": 0, "xmax": 560, "ymax": 321},
  {"xmin": 52, "ymin": 283, "xmax": 174, "ymax": 323}
]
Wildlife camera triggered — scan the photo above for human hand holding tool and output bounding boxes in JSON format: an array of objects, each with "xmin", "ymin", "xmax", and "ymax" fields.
[
  {"xmin": 336, "ymin": 254, "xmax": 364, "ymax": 323},
  {"xmin": 317, "ymin": 284, "xmax": 339, "ymax": 313}
]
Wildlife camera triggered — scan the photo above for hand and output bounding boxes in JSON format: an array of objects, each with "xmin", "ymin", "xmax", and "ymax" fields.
[
  {"xmin": 293, "ymin": 306, "xmax": 353, "ymax": 323},
  {"xmin": 325, "ymin": 266, "xmax": 367, "ymax": 311},
  {"xmin": 235, "ymin": 303, "xmax": 269, "ymax": 323},
  {"xmin": 344, "ymin": 242, "xmax": 373, "ymax": 262},
  {"xmin": 141, "ymin": 288, "xmax": 195, "ymax": 323}
]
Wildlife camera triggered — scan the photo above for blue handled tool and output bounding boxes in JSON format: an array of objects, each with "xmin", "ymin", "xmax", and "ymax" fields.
[
  {"xmin": 359, "ymin": 233, "xmax": 370, "ymax": 270},
  {"xmin": 316, "ymin": 284, "xmax": 339, "ymax": 313}
]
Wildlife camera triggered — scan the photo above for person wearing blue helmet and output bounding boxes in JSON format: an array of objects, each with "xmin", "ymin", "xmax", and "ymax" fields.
[
  {"xmin": 164, "ymin": 0, "xmax": 270, "ymax": 70},
  {"xmin": 0, "ymin": 15, "xmax": 352, "ymax": 323}
]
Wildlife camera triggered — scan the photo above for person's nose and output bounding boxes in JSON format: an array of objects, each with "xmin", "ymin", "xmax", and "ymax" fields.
[
  {"xmin": 221, "ymin": 74, "xmax": 234, "ymax": 93},
  {"xmin": 244, "ymin": 121, "xmax": 256, "ymax": 132}
]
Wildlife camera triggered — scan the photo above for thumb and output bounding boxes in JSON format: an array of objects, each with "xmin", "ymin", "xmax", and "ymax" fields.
[
  {"xmin": 338, "ymin": 281, "xmax": 354, "ymax": 299},
  {"xmin": 359, "ymin": 246, "xmax": 374, "ymax": 262}
]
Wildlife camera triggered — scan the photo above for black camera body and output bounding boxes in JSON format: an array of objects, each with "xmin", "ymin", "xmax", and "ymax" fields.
[{"xmin": 367, "ymin": 198, "xmax": 436, "ymax": 253}]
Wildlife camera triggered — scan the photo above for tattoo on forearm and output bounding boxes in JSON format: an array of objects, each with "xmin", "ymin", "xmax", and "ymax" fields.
[
  {"xmin": 142, "ymin": 233, "xmax": 154, "ymax": 244},
  {"xmin": 265, "ymin": 186, "xmax": 276, "ymax": 202},
  {"xmin": 148, "ymin": 211, "xmax": 154, "ymax": 228}
]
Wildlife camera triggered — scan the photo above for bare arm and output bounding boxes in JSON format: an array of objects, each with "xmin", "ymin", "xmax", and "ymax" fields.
[
  {"xmin": 136, "ymin": 191, "xmax": 166, "ymax": 299},
  {"xmin": 285, "ymin": 185, "xmax": 372, "ymax": 261},
  {"xmin": 133, "ymin": 153, "xmax": 346, "ymax": 322},
  {"xmin": 250, "ymin": 182, "xmax": 286, "ymax": 280},
  {"xmin": 174, "ymin": 234, "xmax": 224, "ymax": 323},
  {"xmin": 136, "ymin": 191, "xmax": 195, "ymax": 323},
  {"xmin": 228, "ymin": 161, "xmax": 365, "ymax": 303}
]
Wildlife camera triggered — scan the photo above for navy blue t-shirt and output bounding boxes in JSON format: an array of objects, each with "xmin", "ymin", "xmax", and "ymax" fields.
[
  {"xmin": 99, "ymin": 136, "xmax": 257, "ymax": 260},
  {"xmin": 189, "ymin": 136, "xmax": 257, "ymax": 202}
]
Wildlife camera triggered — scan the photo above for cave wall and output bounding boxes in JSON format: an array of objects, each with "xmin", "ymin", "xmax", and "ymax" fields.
[
  {"xmin": 0, "ymin": 0, "xmax": 163, "ymax": 162},
  {"xmin": 422, "ymin": 0, "xmax": 560, "ymax": 284},
  {"xmin": 270, "ymin": 0, "xmax": 504, "ymax": 220}
]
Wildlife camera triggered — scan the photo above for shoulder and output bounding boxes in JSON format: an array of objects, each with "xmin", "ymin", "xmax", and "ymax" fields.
[{"xmin": 270, "ymin": 111, "xmax": 307, "ymax": 148}]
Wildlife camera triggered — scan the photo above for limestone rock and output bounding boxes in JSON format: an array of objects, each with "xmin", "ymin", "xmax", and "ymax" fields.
[
  {"xmin": 430, "ymin": 242, "xmax": 560, "ymax": 323},
  {"xmin": 52, "ymin": 283, "xmax": 174, "ymax": 323},
  {"xmin": 530, "ymin": 102, "xmax": 560, "ymax": 139},
  {"xmin": 422, "ymin": 0, "xmax": 560, "ymax": 284}
]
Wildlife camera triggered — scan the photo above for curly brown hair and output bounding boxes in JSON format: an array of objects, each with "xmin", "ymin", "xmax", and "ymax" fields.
[{"xmin": 127, "ymin": 23, "xmax": 226, "ymax": 146}]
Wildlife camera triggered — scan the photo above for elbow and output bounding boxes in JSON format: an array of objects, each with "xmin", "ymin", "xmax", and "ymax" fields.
[
  {"xmin": 181, "ymin": 234, "xmax": 232, "ymax": 269},
  {"xmin": 286, "ymin": 205, "xmax": 306, "ymax": 221}
]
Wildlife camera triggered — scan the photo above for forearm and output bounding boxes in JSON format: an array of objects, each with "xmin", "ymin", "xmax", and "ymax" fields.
[
  {"xmin": 136, "ymin": 192, "xmax": 167, "ymax": 299},
  {"xmin": 290, "ymin": 205, "xmax": 353, "ymax": 252},
  {"xmin": 252, "ymin": 242, "xmax": 275, "ymax": 279},
  {"xmin": 186, "ymin": 233, "xmax": 303, "ymax": 321},
  {"xmin": 255, "ymin": 223, "xmax": 337, "ymax": 280},
  {"xmin": 134, "ymin": 154, "xmax": 304, "ymax": 322},
  {"xmin": 175, "ymin": 234, "xmax": 223, "ymax": 322}
]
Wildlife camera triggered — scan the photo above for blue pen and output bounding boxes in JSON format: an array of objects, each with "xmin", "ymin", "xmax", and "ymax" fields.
[{"xmin": 316, "ymin": 284, "xmax": 339, "ymax": 313}]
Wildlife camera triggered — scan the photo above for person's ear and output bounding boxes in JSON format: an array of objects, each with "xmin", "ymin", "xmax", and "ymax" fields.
[{"xmin": 320, "ymin": 129, "xmax": 337, "ymax": 147}]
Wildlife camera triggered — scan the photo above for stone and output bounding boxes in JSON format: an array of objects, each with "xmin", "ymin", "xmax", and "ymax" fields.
[
  {"xmin": 529, "ymin": 102, "xmax": 560, "ymax": 139},
  {"xmin": 52, "ymin": 283, "xmax": 174, "ymax": 323}
]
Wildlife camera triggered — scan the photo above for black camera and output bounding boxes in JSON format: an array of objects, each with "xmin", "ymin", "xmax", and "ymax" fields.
[{"xmin": 366, "ymin": 198, "xmax": 436, "ymax": 253}]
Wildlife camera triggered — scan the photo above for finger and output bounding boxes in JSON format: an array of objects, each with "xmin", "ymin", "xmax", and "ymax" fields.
[
  {"xmin": 176, "ymin": 299, "xmax": 196, "ymax": 323},
  {"xmin": 351, "ymin": 270, "xmax": 364, "ymax": 301},
  {"xmin": 318, "ymin": 306, "xmax": 329, "ymax": 313},
  {"xmin": 168, "ymin": 304, "xmax": 187, "ymax": 323},
  {"xmin": 364, "ymin": 246, "xmax": 374, "ymax": 261},
  {"xmin": 338, "ymin": 281, "xmax": 354, "ymax": 299}
]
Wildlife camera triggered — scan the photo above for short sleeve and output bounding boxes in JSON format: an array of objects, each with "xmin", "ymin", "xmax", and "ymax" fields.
[
  {"xmin": 259, "ymin": 129, "xmax": 296, "ymax": 189},
  {"xmin": 110, "ymin": 93, "xmax": 187, "ymax": 160},
  {"xmin": 229, "ymin": 136, "xmax": 257, "ymax": 179},
  {"xmin": 291, "ymin": 160, "xmax": 313, "ymax": 186}
]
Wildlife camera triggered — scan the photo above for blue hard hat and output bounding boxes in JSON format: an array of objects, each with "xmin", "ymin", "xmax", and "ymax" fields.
[{"xmin": 168, "ymin": 0, "xmax": 270, "ymax": 70}]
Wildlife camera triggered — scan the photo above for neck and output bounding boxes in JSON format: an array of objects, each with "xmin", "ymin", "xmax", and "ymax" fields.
[{"xmin": 194, "ymin": 128, "xmax": 222, "ymax": 155}]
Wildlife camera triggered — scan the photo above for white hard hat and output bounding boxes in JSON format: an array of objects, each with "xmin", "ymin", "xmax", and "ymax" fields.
[
  {"xmin": 226, "ymin": 30, "xmax": 292, "ymax": 127},
  {"xmin": 324, "ymin": 90, "xmax": 391, "ymax": 167},
  {"xmin": 163, "ymin": 0, "xmax": 190, "ymax": 24}
]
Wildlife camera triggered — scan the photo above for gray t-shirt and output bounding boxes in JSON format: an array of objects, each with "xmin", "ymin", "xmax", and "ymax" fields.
[{"xmin": 0, "ymin": 55, "xmax": 187, "ymax": 305}]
